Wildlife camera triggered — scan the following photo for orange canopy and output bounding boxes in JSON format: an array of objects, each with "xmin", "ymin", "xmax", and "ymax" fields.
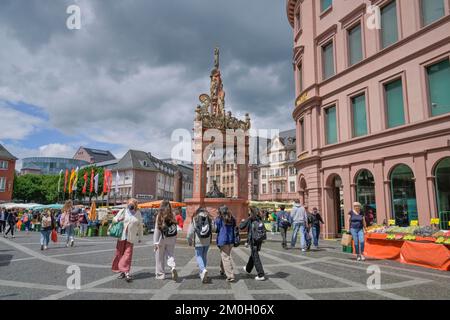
[{"xmin": 139, "ymin": 200, "xmax": 186, "ymax": 209}]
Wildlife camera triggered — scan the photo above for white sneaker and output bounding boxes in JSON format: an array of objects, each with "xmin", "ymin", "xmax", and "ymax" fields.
[
  {"xmin": 360, "ymin": 255, "xmax": 366, "ymax": 261},
  {"xmin": 201, "ymin": 269, "xmax": 208, "ymax": 283},
  {"xmin": 301, "ymin": 249, "xmax": 306, "ymax": 252},
  {"xmin": 243, "ymin": 266, "xmax": 251, "ymax": 274},
  {"xmin": 44, "ymin": 246, "xmax": 48, "ymax": 250},
  {"xmin": 70, "ymin": 240, "xmax": 74, "ymax": 247},
  {"xmin": 357, "ymin": 255, "xmax": 361, "ymax": 261},
  {"xmin": 255, "ymin": 276, "xmax": 266, "ymax": 281}
]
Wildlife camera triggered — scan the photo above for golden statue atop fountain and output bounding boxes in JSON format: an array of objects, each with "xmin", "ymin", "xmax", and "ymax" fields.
[{"xmin": 195, "ymin": 48, "xmax": 251, "ymax": 131}]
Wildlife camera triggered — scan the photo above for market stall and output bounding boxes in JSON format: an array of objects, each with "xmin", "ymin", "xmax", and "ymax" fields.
[{"xmin": 363, "ymin": 225, "xmax": 450, "ymax": 271}]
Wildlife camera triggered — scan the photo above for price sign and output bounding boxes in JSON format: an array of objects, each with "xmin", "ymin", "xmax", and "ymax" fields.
[
  {"xmin": 388, "ymin": 219, "xmax": 396, "ymax": 226},
  {"xmin": 430, "ymin": 218, "xmax": 440, "ymax": 225},
  {"xmin": 410, "ymin": 220, "xmax": 418, "ymax": 226}
]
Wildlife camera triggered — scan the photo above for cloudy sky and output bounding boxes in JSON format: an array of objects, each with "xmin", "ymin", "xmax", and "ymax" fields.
[{"xmin": 0, "ymin": 0, "xmax": 295, "ymax": 166}]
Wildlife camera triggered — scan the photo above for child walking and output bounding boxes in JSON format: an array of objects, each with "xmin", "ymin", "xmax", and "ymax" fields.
[
  {"xmin": 153, "ymin": 200, "xmax": 179, "ymax": 280},
  {"xmin": 240, "ymin": 207, "xmax": 266, "ymax": 281},
  {"xmin": 187, "ymin": 207, "xmax": 213, "ymax": 283}
]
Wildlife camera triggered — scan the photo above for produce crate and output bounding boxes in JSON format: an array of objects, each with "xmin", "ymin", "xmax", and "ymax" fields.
[
  {"xmin": 98, "ymin": 225, "xmax": 108, "ymax": 237},
  {"xmin": 87, "ymin": 226, "xmax": 98, "ymax": 237},
  {"xmin": 342, "ymin": 245, "xmax": 353, "ymax": 253}
]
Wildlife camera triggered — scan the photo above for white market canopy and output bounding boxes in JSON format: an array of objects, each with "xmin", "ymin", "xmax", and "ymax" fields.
[{"xmin": 0, "ymin": 203, "xmax": 42, "ymax": 210}]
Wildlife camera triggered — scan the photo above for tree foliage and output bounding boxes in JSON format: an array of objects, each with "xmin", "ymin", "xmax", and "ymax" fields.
[{"xmin": 13, "ymin": 166, "xmax": 106, "ymax": 204}]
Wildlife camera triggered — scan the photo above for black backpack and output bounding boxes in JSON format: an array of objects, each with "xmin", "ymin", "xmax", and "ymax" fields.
[
  {"xmin": 162, "ymin": 222, "xmax": 178, "ymax": 238},
  {"xmin": 251, "ymin": 219, "xmax": 267, "ymax": 243},
  {"xmin": 194, "ymin": 215, "xmax": 212, "ymax": 238}
]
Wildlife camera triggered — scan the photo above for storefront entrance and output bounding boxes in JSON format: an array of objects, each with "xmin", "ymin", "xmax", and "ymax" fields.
[{"xmin": 435, "ymin": 157, "xmax": 450, "ymax": 230}]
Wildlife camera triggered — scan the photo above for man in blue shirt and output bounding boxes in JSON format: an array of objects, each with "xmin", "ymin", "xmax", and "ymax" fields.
[{"xmin": 276, "ymin": 205, "xmax": 291, "ymax": 249}]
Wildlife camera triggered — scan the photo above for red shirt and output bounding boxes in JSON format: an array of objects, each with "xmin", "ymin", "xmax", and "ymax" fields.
[{"xmin": 176, "ymin": 215, "xmax": 183, "ymax": 229}]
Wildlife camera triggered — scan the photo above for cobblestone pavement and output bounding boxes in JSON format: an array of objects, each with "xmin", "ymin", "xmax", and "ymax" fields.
[{"xmin": 0, "ymin": 232, "xmax": 449, "ymax": 300}]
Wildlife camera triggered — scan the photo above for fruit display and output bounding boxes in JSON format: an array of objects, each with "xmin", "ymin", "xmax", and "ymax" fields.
[
  {"xmin": 366, "ymin": 225, "xmax": 388, "ymax": 233},
  {"xmin": 435, "ymin": 237, "xmax": 446, "ymax": 244},
  {"xmin": 413, "ymin": 226, "xmax": 436, "ymax": 237},
  {"xmin": 385, "ymin": 226, "xmax": 419, "ymax": 234},
  {"xmin": 403, "ymin": 234, "xmax": 416, "ymax": 241}
]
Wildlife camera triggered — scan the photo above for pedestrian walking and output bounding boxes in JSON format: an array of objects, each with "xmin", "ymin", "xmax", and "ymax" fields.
[
  {"xmin": 40, "ymin": 210, "xmax": 54, "ymax": 250},
  {"xmin": 0, "ymin": 208, "xmax": 6, "ymax": 234},
  {"xmin": 22, "ymin": 210, "xmax": 32, "ymax": 234},
  {"xmin": 305, "ymin": 206, "xmax": 313, "ymax": 251},
  {"xmin": 153, "ymin": 200, "xmax": 178, "ymax": 281},
  {"xmin": 276, "ymin": 205, "xmax": 291, "ymax": 249},
  {"xmin": 4, "ymin": 210, "xmax": 17, "ymax": 238},
  {"xmin": 78, "ymin": 208, "xmax": 89, "ymax": 237},
  {"xmin": 290, "ymin": 199, "xmax": 308, "ymax": 251},
  {"xmin": 215, "ymin": 205, "xmax": 237, "ymax": 282},
  {"xmin": 310, "ymin": 207, "xmax": 324, "ymax": 249},
  {"xmin": 111, "ymin": 198, "xmax": 143, "ymax": 282},
  {"xmin": 240, "ymin": 207, "xmax": 266, "ymax": 281},
  {"xmin": 349, "ymin": 202, "xmax": 367, "ymax": 261},
  {"xmin": 61, "ymin": 200, "xmax": 78, "ymax": 247},
  {"xmin": 187, "ymin": 207, "xmax": 213, "ymax": 283},
  {"xmin": 175, "ymin": 208, "xmax": 184, "ymax": 231}
]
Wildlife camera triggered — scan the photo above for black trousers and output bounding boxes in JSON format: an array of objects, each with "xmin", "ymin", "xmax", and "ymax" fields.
[
  {"xmin": 5, "ymin": 223, "xmax": 15, "ymax": 236},
  {"xmin": 245, "ymin": 242, "xmax": 265, "ymax": 277},
  {"xmin": 0, "ymin": 221, "xmax": 5, "ymax": 233},
  {"xmin": 280, "ymin": 227, "xmax": 288, "ymax": 248}
]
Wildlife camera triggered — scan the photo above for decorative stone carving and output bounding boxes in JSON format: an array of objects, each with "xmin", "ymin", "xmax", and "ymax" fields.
[{"xmin": 206, "ymin": 180, "xmax": 225, "ymax": 198}]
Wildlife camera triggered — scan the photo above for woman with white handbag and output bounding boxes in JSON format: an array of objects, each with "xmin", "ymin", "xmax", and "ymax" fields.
[{"xmin": 111, "ymin": 198, "xmax": 143, "ymax": 282}]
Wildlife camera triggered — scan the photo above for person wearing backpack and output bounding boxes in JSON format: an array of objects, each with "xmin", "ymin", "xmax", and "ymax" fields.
[
  {"xmin": 240, "ymin": 207, "xmax": 266, "ymax": 281},
  {"xmin": 187, "ymin": 207, "xmax": 213, "ymax": 283},
  {"xmin": 4, "ymin": 210, "xmax": 18, "ymax": 238},
  {"xmin": 111, "ymin": 198, "xmax": 143, "ymax": 282},
  {"xmin": 215, "ymin": 205, "xmax": 238, "ymax": 283},
  {"xmin": 154, "ymin": 200, "xmax": 178, "ymax": 281},
  {"xmin": 276, "ymin": 205, "xmax": 291, "ymax": 249},
  {"xmin": 78, "ymin": 209, "xmax": 89, "ymax": 237}
]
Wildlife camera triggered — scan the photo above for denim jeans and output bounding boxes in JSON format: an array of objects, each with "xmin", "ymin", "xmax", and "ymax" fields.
[
  {"xmin": 350, "ymin": 228, "xmax": 365, "ymax": 255},
  {"xmin": 291, "ymin": 222, "xmax": 306, "ymax": 249},
  {"xmin": 40, "ymin": 229, "xmax": 51, "ymax": 246},
  {"xmin": 80, "ymin": 224, "xmax": 88, "ymax": 237},
  {"xmin": 194, "ymin": 246, "xmax": 209, "ymax": 274},
  {"xmin": 312, "ymin": 225, "xmax": 320, "ymax": 247},
  {"xmin": 65, "ymin": 224, "xmax": 75, "ymax": 244}
]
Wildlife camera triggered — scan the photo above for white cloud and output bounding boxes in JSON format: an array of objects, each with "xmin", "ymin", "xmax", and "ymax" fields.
[{"xmin": 0, "ymin": 104, "xmax": 44, "ymax": 140}]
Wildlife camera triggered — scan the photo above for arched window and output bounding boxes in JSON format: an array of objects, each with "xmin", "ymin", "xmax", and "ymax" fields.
[
  {"xmin": 435, "ymin": 158, "xmax": 450, "ymax": 230},
  {"xmin": 390, "ymin": 165, "xmax": 418, "ymax": 227},
  {"xmin": 355, "ymin": 170, "xmax": 376, "ymax": 224}
]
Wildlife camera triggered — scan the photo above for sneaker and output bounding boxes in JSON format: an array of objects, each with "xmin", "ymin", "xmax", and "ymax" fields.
[
  {"xmin": 40, "ymin": 245, "xmax": 44, "ymax": 251},
  {"xmin": 242, "ymin": 266, "xmax": 251, "ymax": 274},
  {"xmin": 226, "ymin": 278, "xmax": 235, "ymax": 283},
  {"xmin": 117, "ymin": 272, "xmax": 126, "ymax": 279},
  {"xmin": 255, "ymin": 276, "xmax": 266, "ymax": 281},
  {"xmin": 70, "ymin": 240, "xmax": 74, "ymax": 247},
  {"xmin": 155, "ymin": 275, "xmax": 165, "ymax": 280},
  {"xmin": 171, "ymin": 268, "xmax": 178, "ymax": 281},
  {"xmin": 357, "ymin": 255, "xmax": 361, "ymax": 261},
  {"xmin": 301, "ymin": 248, "xmax": 306, "ymax": 252},
  {"xmin": 360, "ymin": 255, "xmax": 366, "ymax": 261},
  {"xmin": 125, "ymin": 273, "xmax": 133, "ymax": 282},
  {"xmin": 200, "ymin": 269, "xmax": 208, "ymax": 283},
  {"xmin": 12, "ymin": 236, "xmax": 15, "ymax": 239},
  {"xmin": 44, "ymin": 246, "xmax": 48, "ymax": 250}
]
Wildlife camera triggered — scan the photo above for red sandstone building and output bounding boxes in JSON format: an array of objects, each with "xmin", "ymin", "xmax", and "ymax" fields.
[
  {"xmin": 0, "ymin": 144, "xmax": 17, "ymax": 203},
  {"xmin": 287, "ymin": 0, "xmax": 450, "ymax": 237}
]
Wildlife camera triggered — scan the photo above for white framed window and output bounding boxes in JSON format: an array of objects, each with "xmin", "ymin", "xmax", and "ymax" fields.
[
  {"xmin": 0, "ymin": 161, "xmax": 8, "ymax": 170},
  {"xmin": 0, "ymin": 177, "xmax": 6, "ymax": 192}
]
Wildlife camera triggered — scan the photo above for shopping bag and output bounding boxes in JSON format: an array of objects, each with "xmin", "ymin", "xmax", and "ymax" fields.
[
  {"xmin": 341, "ymin": 233, "xmax": 353, "ymax": 246},
  {"xmin": 108, "ymin": 222, "xmax": 124, "ymax": 238},
  {"xmin": 51, "ymin": 229, "xmax": 58, "ymax": 243}
]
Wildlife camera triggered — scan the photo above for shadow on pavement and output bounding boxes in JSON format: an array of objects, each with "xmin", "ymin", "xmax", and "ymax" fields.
[{"xmin": 0, "ymin": 254, "xmax": 13, "ymax": 267}]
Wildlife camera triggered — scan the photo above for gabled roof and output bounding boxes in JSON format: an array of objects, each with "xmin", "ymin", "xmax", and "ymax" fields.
[
  {"xmin": 113, "ymin": 150, "xmax": 158, "ymax": 171},
  {"xmin": 77, "ymin": 147, "xmax": 116, "ymax": 163},
  {"xmin": 269, "ymin": 129, "xmax": 296, "ymax": 150},
  {"xmin": 0, "ymin": 144, "xmax": 17, "ymax": 161}
]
